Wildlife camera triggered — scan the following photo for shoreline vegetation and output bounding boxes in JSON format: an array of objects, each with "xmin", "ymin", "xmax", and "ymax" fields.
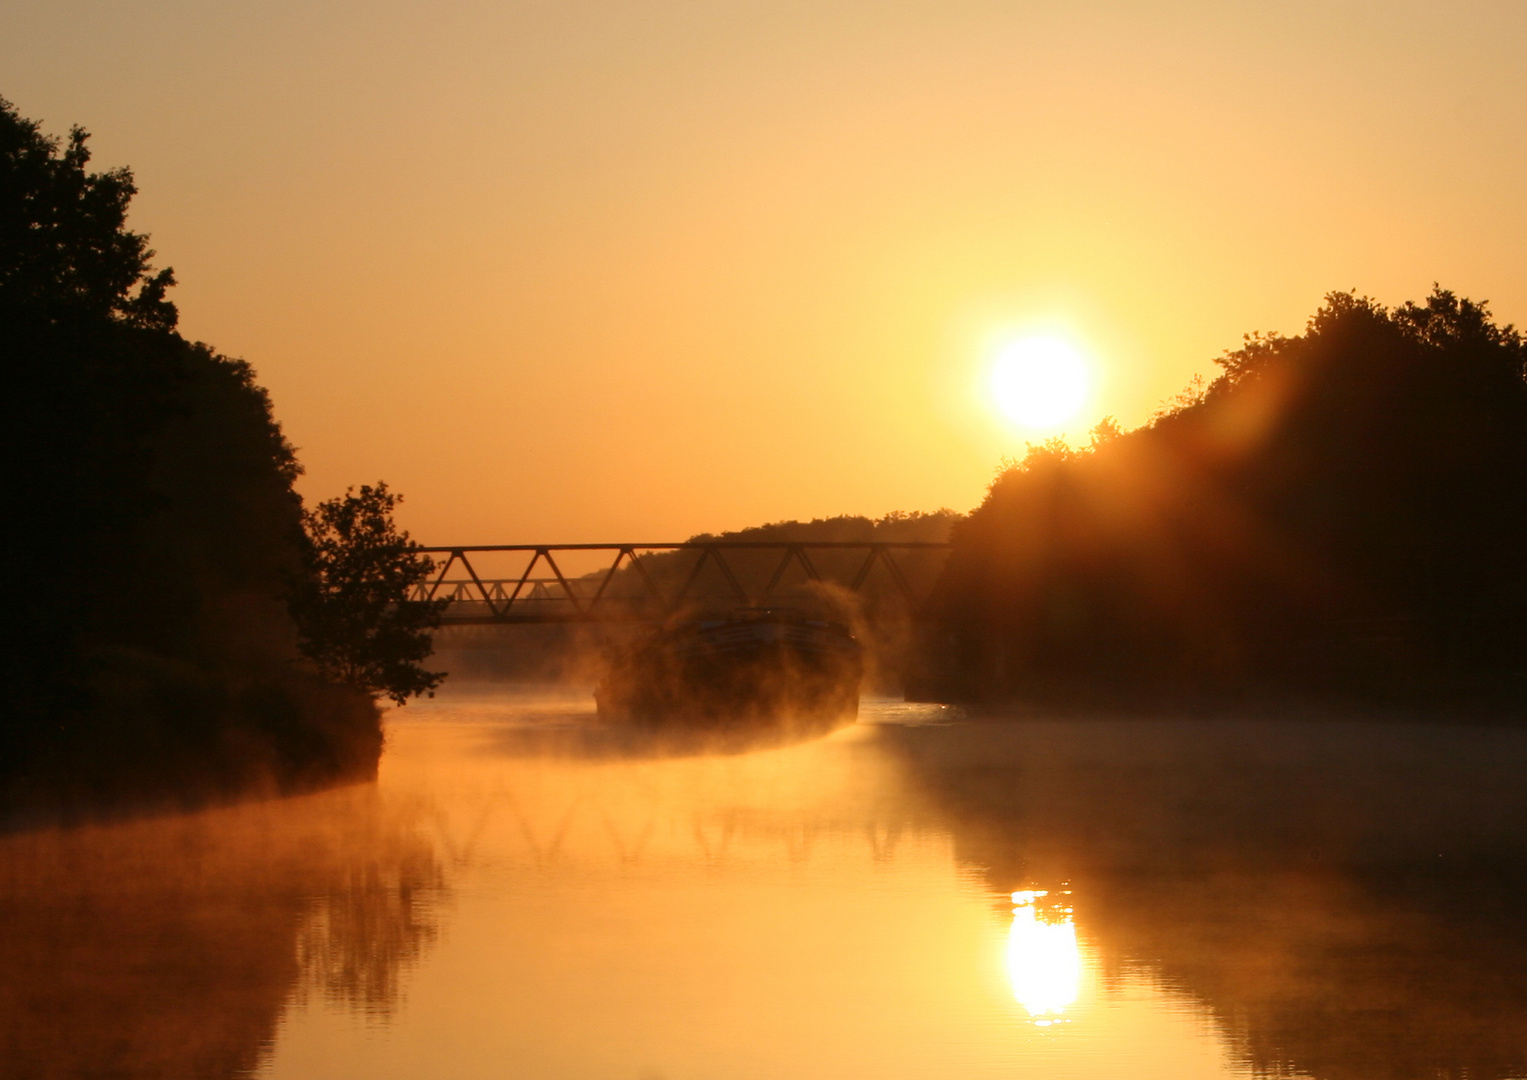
[
  {"xmin": 2, "ymin": 99, "xmax": 442, "ymax": 819},
  {"xmin": 922, "ymin": 289, "xmax": 1527, "ymax": 716}
]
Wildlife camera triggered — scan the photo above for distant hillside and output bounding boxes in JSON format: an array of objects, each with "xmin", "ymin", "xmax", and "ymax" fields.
[
  {"xmin": 594, "ymin": 510, "xmax": 960, "ymax": 617},
  {"xmin": 686, "ymin": 510, "xmax": 960, "ymax": 546}
]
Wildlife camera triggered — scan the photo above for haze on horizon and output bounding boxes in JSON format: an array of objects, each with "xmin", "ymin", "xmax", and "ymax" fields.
[{"xmin": 5, "ymin": 0, "xmax": 1526, "ymax": 543}]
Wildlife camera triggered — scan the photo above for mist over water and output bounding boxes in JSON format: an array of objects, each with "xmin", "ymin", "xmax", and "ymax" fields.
[{"xmin": 7, "ymin": 686, "xmax": 1527, "ymax": 1079}]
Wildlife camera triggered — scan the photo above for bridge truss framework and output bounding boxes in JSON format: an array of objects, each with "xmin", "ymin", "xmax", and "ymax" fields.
[{"xmin": 414, "ymin": 542, "xmax": 951, "ymax": 625}]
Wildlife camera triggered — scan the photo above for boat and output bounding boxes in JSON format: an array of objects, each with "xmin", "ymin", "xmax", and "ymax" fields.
[{"xmin": 594, "ymin": 608, "xmax": 863, "ymax": 733}]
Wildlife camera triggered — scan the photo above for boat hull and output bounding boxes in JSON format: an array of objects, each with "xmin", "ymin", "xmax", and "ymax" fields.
[{"xmin": 595, "ymin": 614, "xmax": 862, "ymax": 734}]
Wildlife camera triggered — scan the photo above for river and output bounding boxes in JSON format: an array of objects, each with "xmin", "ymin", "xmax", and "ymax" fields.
[{"xmin": 5, "ymin": 685, "xmax": 1527, "ymax": 1079}]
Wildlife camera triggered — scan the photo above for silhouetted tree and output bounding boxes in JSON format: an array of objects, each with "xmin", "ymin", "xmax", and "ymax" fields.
[
  {"xmin": 3, "ymin": 95, "xmax": 195, "ymax": 752},
  {"xmin": 932, "ymin": 289, "xmax": 1527, "ymax": 708},
  {"xmin": 0, "ymin": 96, "xmax": 403, "ymax": 802},
  {"xmin": 290, "ymin": 484, "xmax": 446, "ymax": 705},
  {"xmin": 0, "ymin": 97, "xmax": 176, "ymax": 328}
]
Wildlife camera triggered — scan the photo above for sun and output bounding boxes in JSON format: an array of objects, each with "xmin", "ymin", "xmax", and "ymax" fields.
[{"xmin": 989, "ymin": 335, "xmax": 1093, "ymax": 430}]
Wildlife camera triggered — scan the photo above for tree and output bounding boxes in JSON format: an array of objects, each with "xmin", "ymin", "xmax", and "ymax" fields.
[
  {"xmin": 1, "ymin": 96, "xmax": 411, "ymax": 800},
  {"xmin": 0, "ymin": 95, "xmax": 176, "ymax": 329},
  {"xmin": 933, "ymin": 288, "xmax": 1527, "ymax": 706},
  {"xmin": 3, "ymin": 97, "xmax": 199, "ymax": 741},
  {"xmin": 289, "ymin": 484, "xmax": 447, "ymax": 705}
]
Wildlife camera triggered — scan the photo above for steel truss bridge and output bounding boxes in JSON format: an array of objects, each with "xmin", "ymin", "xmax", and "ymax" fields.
[{"xmin": 414, "ymin": 542, "xmax": 951, "ymax": 625}]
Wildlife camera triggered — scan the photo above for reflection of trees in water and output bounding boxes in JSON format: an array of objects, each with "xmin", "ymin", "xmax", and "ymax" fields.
[
  {"xmin": 0, "ymin": 787, "xmax": 444, "ymax": 1078},
  {"xmin": 295, "ymin": 843, "xmax": 443, "ymax": 1018},
  {"xmin": 1100, "ymin": 868, "xmax": 1527, "ymax": 1080},
  {"xmin": 884, "ymin": 719, "xmax": 1527, "ymax": 1080}
]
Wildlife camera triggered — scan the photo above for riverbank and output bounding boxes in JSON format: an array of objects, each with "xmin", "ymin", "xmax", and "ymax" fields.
[{"xmin": 1, "ymin": 657, "xmax": 381, "ymax": 828}]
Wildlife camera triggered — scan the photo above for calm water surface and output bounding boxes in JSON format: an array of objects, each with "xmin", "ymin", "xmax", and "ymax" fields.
[{"xmin": 6, "ymin": 685, "xmax": 1527, "ymax": 1079}]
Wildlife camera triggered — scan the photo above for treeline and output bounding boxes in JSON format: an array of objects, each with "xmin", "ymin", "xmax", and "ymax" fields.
[
  {"xmin": 625, "ymin": 512, "xmax": 957, "ymax": 690},
  {"xmin": 617, "ymin": 510, "xmax": 960, "ymax": 609},
  {"xmin": 1, "ymin": 99, "xmax": 437, "ymax": 811},
  {"xmin": 929, "ymin": 290, "xmax": 1527, "ymax": 710},
  {"xmin": 686, "ymin": 510, "xmax": 959, "ymax": 546}
]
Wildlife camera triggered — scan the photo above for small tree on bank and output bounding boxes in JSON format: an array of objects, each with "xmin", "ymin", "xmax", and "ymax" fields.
[{"xmin": 289, "ymin": 483, "xmax": 447, "ymax": 705}]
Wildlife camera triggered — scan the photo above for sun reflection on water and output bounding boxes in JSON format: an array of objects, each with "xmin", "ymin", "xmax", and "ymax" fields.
[{"xmin": 1006, "ymin": 888, "xmax": 1081, "ymax": 1026}]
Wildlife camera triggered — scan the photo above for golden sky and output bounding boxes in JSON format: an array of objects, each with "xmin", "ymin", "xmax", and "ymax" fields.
[{"xmin": 7, "ymin": 0, "xmax": 1527, "ymax": 543}]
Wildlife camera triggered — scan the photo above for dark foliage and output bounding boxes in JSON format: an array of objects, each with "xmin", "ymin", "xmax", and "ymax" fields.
[
  {"xmin": 0, "ymin": 98, "xmax": 175, "ymax": 330},
  {"xmin": 932, "ymin": 289, "xmax": 1527, "ymax": 708},
  {"xmin": 606, "ymin": 510, "xmax": 960, "ymax": 611},
  {"xmin": 606, "ymin": 511, "xmax": 959, "ymax": 691},
  {"xmin": 289, "ymin": 484, "xmax": 446, "ymax": 706},
  {"xmin": 0, "ymin": 97, "xmax": 384, "ymax": 807}
]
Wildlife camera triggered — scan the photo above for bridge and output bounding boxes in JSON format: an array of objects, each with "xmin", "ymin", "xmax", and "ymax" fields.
[{"xmin": 413, "ymin": 542, "xmax": 952, "ymax": 625}]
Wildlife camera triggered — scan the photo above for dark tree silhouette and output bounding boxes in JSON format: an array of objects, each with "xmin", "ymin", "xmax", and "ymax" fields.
[
  {"xmin": 0, "ymin": 98, "xmax": 176, "ymax": 328},
  {"xmin": 0, "ymin": 96, "xmax": 414, "ymax": 804},
  {"xmin": 930, "ymin": 289, "xmax": 1527, "ymax": 709},
  {"xmin": 289, "ymin": 484, "xmax": 446, "ymax": 705}
]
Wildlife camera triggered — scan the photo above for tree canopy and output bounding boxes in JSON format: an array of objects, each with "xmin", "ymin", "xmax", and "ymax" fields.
[
  {"xmin": 289, "ymin": 484, "xmax": 446, "ymax": 705},
  {"xmin": 0, "ymin": 97, "xmax": 175, "ymax": 329},
  {"xmin": 934, "ymin": 289, "xmax": 1527, "ymax": 707},
  {"xmin": 0, "ymin": 97, "xmax": 436, "ymax": 803}
]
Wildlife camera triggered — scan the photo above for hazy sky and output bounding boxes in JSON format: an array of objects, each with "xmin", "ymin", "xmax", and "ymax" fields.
[{"xmin": 6, "ymin": 0, "xmax": 1527, "ymax": 543}]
